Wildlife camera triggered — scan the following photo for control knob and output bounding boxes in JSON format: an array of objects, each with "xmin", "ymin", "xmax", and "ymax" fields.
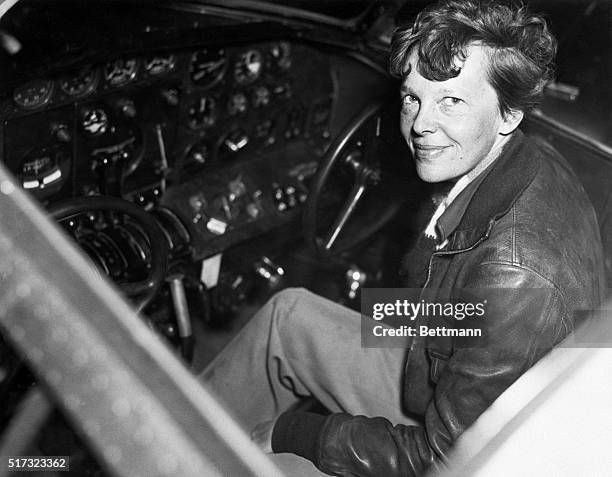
[{"xmin": 223, "ymin": 129, "xmax": 248, "ymax": 153}]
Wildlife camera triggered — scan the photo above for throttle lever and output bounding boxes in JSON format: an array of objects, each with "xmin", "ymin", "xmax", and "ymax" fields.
[{"xmin": 167, "ymin": 273, "xmax": 194, "ymax": 363}]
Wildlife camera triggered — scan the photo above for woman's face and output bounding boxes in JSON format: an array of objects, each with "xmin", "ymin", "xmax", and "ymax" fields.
[{"xmin": 399, "ymin": 45, "xmax": 520, "ymax": 183}]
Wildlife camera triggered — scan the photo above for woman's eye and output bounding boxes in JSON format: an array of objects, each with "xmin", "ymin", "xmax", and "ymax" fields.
[
  {"xmin": 401, "ymin": 94, "xmax": 418, "ymax": 107},
  {"xmin": 441, "ymin": 97, "xmax": 462, "ymax": 107}
]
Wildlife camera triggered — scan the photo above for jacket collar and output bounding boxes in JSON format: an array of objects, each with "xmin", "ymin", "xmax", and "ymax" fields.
[
  {"xmin": 436, "ymin": 157, "xmax": 493, "ymax": 244},
  {"xmin": 446, "ymin": 129, "xmax": 541, "ymax": 251}
]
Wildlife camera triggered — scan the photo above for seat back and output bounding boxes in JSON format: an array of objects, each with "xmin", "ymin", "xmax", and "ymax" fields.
[
  {"xmin": 522, "ymin": 115, "xmax": 612, "ymax": 293},
  {"xmin": 433, "ymin": 303, "xmax": 612, "ymax": 477}
]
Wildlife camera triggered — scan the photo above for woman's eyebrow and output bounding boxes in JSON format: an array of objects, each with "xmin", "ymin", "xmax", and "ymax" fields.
[
  {"xmin": 400, "ymin": 85, "xmax": 412, "ymax": 96},
  {"xmin": 401, "ymin": 62, "xmax": 413, "ymax": 81},
  {"xmin": 400, "ymin": 64, "xmax": 414, "ymax": 96}
]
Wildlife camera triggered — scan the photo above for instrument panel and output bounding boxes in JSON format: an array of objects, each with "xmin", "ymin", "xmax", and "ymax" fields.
[
  {"xmin": 1, "ymin": 40, "xmax": 335, "ymax": 256},
  {"xmin": 1, "ymin": 41, "xmax": 334, "ymax": 196}
]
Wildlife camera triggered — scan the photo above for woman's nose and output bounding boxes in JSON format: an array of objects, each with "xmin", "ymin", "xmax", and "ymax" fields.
[{"xmin": 412, "ymin": 102, "xmax": 437, "ymax": 135}]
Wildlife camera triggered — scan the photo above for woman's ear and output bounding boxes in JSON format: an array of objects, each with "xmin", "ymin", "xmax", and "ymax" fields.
[{"xmin": 499, "ymin": 109, "xmax": 524, "ymax": 135}]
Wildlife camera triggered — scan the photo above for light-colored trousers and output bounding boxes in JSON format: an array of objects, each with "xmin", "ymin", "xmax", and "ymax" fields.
[{"xmin": 199, "ymin": 288, "xmax": 413, "ymax": 475}]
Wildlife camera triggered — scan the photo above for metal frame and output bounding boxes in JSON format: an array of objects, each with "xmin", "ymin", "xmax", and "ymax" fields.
[{"xmin": 0, "ymin": 163, "xmax": 284, "ymax": 477}]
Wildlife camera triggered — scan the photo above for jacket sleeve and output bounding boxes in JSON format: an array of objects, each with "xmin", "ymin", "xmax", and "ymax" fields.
[{"xmin": 291, "ymin": 264, "xmax": 570, "ymax": 477}]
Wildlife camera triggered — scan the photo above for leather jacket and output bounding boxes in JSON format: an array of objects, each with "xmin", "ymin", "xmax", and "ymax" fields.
[{"xmin": 314, "ymin": 131, "xmax": 605, "ymax": 476}]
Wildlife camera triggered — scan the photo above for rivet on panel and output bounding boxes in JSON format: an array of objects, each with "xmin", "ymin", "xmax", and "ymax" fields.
[
  {"xmin": 91, "ymin": 374, "xmax": 110, "ymax": 391},
  {"xmin": 47, "ymin": 369, "xmax": 63, "ymax": 386},
  {"xmin": 111, "ymin": 398, "xmax": 131, "ymax": 417},
  {"xmin": 15, "ymin": 282, "xmax": 31, "ymax": 298},
  {"xmin": 11, "ymin": 325, "xmax": 25, "ymax": 342},
  {"xmin": 50, "ymin": 327, "xmax": 69, "ymax": 344},
  {"xmin": 157, "ymin": 454, "xmax": 178, "ymax": 475},
  {"xmin": 72, "ymin": 348, "xmax": 89, "ymax": 367},
  {"xmin": 65, "ymin": 394, "xmax": 81, "ymax": 410},
  {"xmin": 103, "ymin": 446, "xmax": 122, "ymax": 465},
  {"xmin": 34, "ymin": 304, "xmax": 51, "ymax": 320},
  {"xmin": 83, "ymin": 419, "xmax": 102, "ymax": 435},
  {"xmin": 134, "ymin": 424, "xmax": 154, "ymax": 444},
  {"xmin": 0, "ymin": 180, "xmax": 15, "ymax": 195},
  {"xmin": 30, "ymin": 347, "xmax": 44, "ymax": 363}
]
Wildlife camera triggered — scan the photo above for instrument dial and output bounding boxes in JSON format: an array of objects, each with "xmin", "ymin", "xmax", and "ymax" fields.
[
  {"xmin": 20, "ymin": 144, "xmax": 71, "ymax": 198},
  {"xmin": 188, "ymin": 96, "xmax": 216, "ymax": 129},
  {"xmin": 104, "ymin": 58, "xmax": 138, "ymax": 87},
  {"xmin": 234, "ymin": 49, "xmax": 263, "ymax": 85},
  {"xmin": 144, "ymin": 54, "xmax": 176, "ymax": 76},
  {"xmin": 190, "ymin": 48, "xmax": 227, "ymax": 88},
  {"xmin": 268, "ymin": 42, "xmax": 291, "ymax": 70},
  {"xmin": 227, "ymin": 92, "xmax": 248, "ymax": 115},
  {"xmin": 251, "ymin": 85, "xmax": 270, "ymax": 108},
  {"xmin": 60, "ymin": 67, "xmax": 98, "ymax": 98},
  {"xmin": 81, "ymin": 107, "xmax": 109, "ymax": 136},
  {"xmin": 13, "ymin": 79, "xmax": 54, "ymax": 110}
]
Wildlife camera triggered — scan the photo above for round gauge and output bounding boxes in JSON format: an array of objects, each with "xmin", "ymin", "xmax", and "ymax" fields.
[
  {"xmin": 251, "ymin": 85, "xmax": 270, "ymax": 108},
  {"xmin": 269, "ymin": 42, "xmax": 291, "ymax": 70},
  {"xmin": 103, "ymin": 58, "xmax": 138, "ymax": 87},
  {"xmin": 13, "ymin": 79, "xmax": 54, "ymax": 110},
  {"xmin": 190, "ymin": 48, "xmax": 227, "ymax": 88},
  {"xmin": 81, "ymin": 107, "xmax": 109, "ymax": 135},
  {"xmin": 20, "ymin": 143, "xmax": 71, "ymax": 198},
  {"xmin": 144, "ymin": 54, "xmax": 176, "ymax": 76},
  {"xmin": 234, "ymin": 49, "xmax": 263, "ymax": 85},
  {"xmin": 187, "ymin": 96, "xmax": 216, "ymax": 129},
  {"xmin": 227, "ymin": 92, "xmax": 248, "ymax": 115},
  {"xmin": 60, "ymin": 67, "xmax": 98, "ymax": 98}
]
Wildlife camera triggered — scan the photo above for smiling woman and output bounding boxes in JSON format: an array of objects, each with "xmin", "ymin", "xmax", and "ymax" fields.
[
  {"xmin": 399, "ymin": 46, "xmax": 521, "ymax": 183},
  {"xmin": 200, "ymin": 2, "xmax": 603, "ymax": 477},
  {"xmin": 389, "ymin": 1, "xmax": 559, "ymax": 185},
  {"xmin": 0, "ymin": 0, "xmax": 609, "ymax": 476}
]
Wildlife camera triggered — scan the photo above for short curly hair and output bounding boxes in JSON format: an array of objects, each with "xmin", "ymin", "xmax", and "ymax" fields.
[{"xmin": 390, "ymin": 0, "xmax": 557, "ymax": 116}]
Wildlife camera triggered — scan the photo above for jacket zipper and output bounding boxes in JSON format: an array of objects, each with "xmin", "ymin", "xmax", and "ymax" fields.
[
  {"xmin": 421, "ymin": 234, "xmax": 489, "ymax": 290},
  {"xmin": 406, "ymin": 221, "xmax": 495, "ymax": 370}
]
